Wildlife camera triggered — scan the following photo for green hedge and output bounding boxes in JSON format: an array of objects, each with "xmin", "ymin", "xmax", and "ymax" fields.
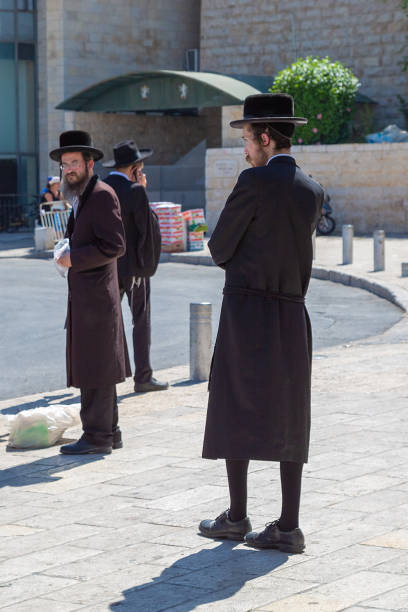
[{"xmin": 270, "ymin": 56, "xmax": 360, "ymax": 145}]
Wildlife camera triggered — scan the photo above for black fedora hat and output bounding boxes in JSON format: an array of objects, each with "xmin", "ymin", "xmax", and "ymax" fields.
[
  {"xmin": 102, "ymin": 140, "xmax": 153, "ymax": 168},
  {"xmin": 49, "ymin": 130, "xmax": 104, "ymax": 162},
  {"xmin": 230, "ymin": 93, "xmax": 307, "ymax": 128}
]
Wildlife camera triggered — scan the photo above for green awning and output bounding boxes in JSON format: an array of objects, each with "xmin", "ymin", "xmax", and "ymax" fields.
[{"xmin": 56, "ymin": 70, "xmax": 262, "ymax": 114}]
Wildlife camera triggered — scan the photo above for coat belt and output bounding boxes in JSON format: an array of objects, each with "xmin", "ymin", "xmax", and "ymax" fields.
[{"xmin": 223, "ymin": 286, "xmax": 305, "ymax": 304}]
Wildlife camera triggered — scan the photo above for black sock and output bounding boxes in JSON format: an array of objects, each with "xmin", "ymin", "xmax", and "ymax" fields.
[
  {"xmin": 278, "ymin": 461, "xmax": 303, "ymax": 532},
  {"xmin": 226, "ymin": 459, "xmax": 249, "ymax": 522}
]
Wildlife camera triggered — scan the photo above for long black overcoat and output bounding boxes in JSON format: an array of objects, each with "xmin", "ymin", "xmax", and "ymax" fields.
[
  {"xmin": 65, "ymin": 175, "xmax": 131, "ymax": 388},
  {"xmin": 202, "ymin": 156, "xmax": 323, "ymax": 463}
]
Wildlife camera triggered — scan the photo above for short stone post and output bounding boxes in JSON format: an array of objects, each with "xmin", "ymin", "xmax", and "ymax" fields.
[
  {"xmin": 190, "ymin": 303, "xmax": 212, "ymax": 382},
  {"xmin": 373, "ymin": 229, "xmax": 385, "ymax": 271},
  {"xmin": 401, "ymin": 263, "xmax": 408, "ymax": 277},
  {"xmin": 342, "ymin": 224, "xmax": 354, "ymax": 265}
]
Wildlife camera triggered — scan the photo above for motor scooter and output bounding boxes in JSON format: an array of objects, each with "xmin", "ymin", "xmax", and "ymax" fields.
[{"xmin": 316, "ymin": 192, "xmax": 336, "ymax": 235}]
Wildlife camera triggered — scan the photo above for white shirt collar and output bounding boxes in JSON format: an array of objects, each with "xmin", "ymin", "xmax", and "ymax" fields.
[
  {"xmin": 266, "ymin": 153, "xmax": 294, "ymax": 166},
  {"xmin": 109, "ymin": 170, "xmax": 130, "ymax": 181}
]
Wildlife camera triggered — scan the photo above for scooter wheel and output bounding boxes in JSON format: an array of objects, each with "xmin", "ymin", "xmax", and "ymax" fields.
[{"xmin": 317, "ymin": 215, "xmax": 336, "ymax": 235}]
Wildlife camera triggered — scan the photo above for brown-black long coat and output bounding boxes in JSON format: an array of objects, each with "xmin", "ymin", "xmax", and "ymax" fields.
[
  {"xmin": 65, "ymin": 176, "xmax": 131, "ymax": 388},
  {"xmin": 202, "ymin": 156, "xmax": 323, "ymax": 463}
]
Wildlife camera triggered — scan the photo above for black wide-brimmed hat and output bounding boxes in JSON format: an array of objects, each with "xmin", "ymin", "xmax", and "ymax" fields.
[
  {"xmin": 230, "ymin": 93, "xmax": 307, "ymax": 128},
  {"xmin": 49, "ymin": 130, "xmax": 104, "ymax": 162},
  {"xmin": 102, "ymin": 140, "xmax": 153, "ymax": 168}
]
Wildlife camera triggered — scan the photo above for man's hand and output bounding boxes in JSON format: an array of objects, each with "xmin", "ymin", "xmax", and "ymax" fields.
[
  {"xmin": 57, "ymin": 252, "xmax": 72, "ymax": 268},
  {"xmin": 136, "ymin": 168, "xmax": 147, "ymax": 188}
]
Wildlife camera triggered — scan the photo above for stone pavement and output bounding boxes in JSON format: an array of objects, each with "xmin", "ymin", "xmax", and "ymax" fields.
[{"xmin": 0, "ymin": 233, "xmax": 408, "ymax": 611}]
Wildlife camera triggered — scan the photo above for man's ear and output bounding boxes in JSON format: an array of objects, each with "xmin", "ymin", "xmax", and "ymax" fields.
[
  {"xmin": 88, "ymin": 159, "xmax": 95, "ymax": 172},
  {"xmin": 261, "ymin": 132, "xmax": 270, "ymax": 146}
]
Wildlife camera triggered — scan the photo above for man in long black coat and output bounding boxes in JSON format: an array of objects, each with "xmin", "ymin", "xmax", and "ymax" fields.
[
  {"xmin": 199, "ymin": 94, "xmax": 323, "ymax": 553},
  {"xmin": 103, "ymin": 141, "xmax": 168, "ymax": 393},
  {"xmin": 51, "ymin": 130, "xmax": 131, "ymax": 455}
]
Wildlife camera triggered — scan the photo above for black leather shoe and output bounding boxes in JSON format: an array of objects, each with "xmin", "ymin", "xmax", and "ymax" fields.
[
  {"xmin": 134, "ymin": 377, "xmax": 169, "ymax": 393},
  {"xmin": 112, "ymin": 432, "xmax": 123, "ymax": 450},
  {"xmin": 245, "ymin": 520, "xmax": 305, "ymax": 553},
  {"xmin": 60, "ymin": 438, "xmax": 112, "ymax": 455},
  {"xmin": 199, "ymin": 509, "xmax": 252, "ymax": 541}
]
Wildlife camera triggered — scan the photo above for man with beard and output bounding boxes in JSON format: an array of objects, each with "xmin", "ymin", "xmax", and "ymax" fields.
[
  {"xmin": 198, "ymin": 94, "xmax": 323, "ymax": 553},
  {"xmin": 52, "ymin": 130, "xmax": 131, "ymax": 454},
  {"xmin": 103, "ymin": 140, "xmax": 167, "ymax": 393}
]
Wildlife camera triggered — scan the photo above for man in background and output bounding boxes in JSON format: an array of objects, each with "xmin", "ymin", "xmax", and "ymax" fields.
[{"xmin": 104, "ymin": 140, "xmax": 168, "ymax": 393}]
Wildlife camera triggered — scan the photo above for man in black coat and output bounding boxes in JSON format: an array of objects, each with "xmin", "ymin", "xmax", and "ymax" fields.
[
  {"xmin": 104, "ymin": 141, "xmax": 168, "ymax": 393},
  {"xmin": 52, "ymin": 130, "xmax": 131, "ymax": 455},
  {"xmin": 199, "ymin": 94, "xmax": 323, "ymax": 553}
]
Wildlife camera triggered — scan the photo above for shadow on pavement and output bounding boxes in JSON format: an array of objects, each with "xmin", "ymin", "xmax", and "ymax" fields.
[
  {"xmin": 110, "ymin": 541, "xmax": 289, "ymax": 611},
  {"xmin": 0, "ymin": 392, "xmax": 77, "ymax": 415},
  {"xmin": 0, "ymin": 447, "xmax": 104, "ymax": 487}
]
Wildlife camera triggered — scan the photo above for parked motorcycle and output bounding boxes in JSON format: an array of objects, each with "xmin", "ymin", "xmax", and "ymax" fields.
[{"xmin": 316, "ymin": 192, "xmax": 336, "ymax": 235}]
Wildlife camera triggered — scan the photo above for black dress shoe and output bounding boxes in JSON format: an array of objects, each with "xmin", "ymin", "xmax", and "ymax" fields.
[
  {"xmin": 112, "ymin": 432, "xmax": 123, "ymax": 450},
  {"xmin": 134, "ymin": 377, "xmax": 169, "ymax": 393},
  {"xmin": 60, "ymin": 438, "xmax": 112, "ymax": 455},
  {"xmin": 245, "ymin": 520, "xmax": 305, "ymax": 553},
  {"xmin": 199, "ymin": 509, "xmax": 252, "ymax": 541}
]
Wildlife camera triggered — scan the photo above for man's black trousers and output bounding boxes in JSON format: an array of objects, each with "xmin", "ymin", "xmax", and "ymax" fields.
[
  {"xmin": 119, "ymin": 276, "xmax": 152, "ymax": 384},
  {"xmin": 80, "ymin": 385, "xmax": 119, "ymax": 445}
]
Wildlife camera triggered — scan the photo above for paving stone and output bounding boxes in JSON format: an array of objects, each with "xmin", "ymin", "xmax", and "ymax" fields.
[
  {"xmin": 1, "ymin": 599, "xmax": 79, "ymax": 611},
  {"xmin": 0, "ymin": 573, "xmax": 78, "ymax": 608},
  {"xmin": 363, "ymin": 529, "xmax": 408, "ymax": 549},
  {"xmin": 45, "ymin": 568, "xmax": 203, "ymax": 608},
  {"xmin": 162, "ymin": 579, "xmax": 318, "ymax": 612},
  {"xmin": 270, "ymin": 543, "xmax": 403, "ymax": 584},
  {"xmin": 358, "ymin": 585, "xmax": 408, "ymax": 610},
  {"xmin": 0, "ymin": 544, "xmax": 102, "ymax": 584},
  {"xmin": 0, "ymin": 523, "xmax": 101, "ymax": 559}
]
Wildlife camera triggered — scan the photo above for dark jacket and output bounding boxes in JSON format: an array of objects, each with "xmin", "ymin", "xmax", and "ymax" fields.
[
  {"xmin": 202, "ymin": 156, "xmax": 323, "ymax": 463},
  {"xmin": 103, "ymin": 173, "xmax": 160, "ymax": 280},
  {"xmin": 65, "ymin": 176, "xmax": 131, "ymax": 388}
]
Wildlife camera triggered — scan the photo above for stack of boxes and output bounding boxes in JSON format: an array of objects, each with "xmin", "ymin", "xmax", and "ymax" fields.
[
  {"xmin": 151, "ymin": 202, "xmax": 207, "ymax": 252},
  {"xmin": 150, "ymin": 202, "xmax": 185, "ymax": 252},
  {"xmin": 182, "ymin": 208, "xmax": 207, "ymax": 251}
]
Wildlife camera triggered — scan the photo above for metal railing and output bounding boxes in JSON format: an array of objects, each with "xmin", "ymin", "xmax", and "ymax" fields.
[
  {"xmin": 0, "ymin": 194, "xmax": 37, "ymax": 232},
  {"xmin": 39, "ymin": 205, "xmax": 71, "ymax": 242}
]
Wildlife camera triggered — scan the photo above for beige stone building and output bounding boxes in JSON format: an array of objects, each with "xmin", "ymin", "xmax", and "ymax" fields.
[{"xmin": 0, "ymin": 0, "xmax": 407, "ymax": 226}]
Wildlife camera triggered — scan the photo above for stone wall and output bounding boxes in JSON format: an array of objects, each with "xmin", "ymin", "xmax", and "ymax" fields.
[
  {"xmin": 206, "ymin": 143, "xmax": 408, "ymax": 235},
  {"xmin": 70, "ymin": 107, "xmax": 221, "ymax": 168},
  {"xmin": 37, "ymin": 0, "xmax": 201, "ymax": 180},
  {"xmin": 200, "ymin": 0, "xmax": 408, "ymax": 128}
]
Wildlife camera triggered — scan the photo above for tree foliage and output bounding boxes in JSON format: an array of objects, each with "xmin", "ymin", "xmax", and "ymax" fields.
[{"xmin": 270, "ymin": 56, "xmax": 360, "ymax": 145}]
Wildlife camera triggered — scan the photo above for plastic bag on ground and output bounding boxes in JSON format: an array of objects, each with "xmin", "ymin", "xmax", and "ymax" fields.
[
  {"xmin": 2, "ymin": 403, "xmax": 81, "ymax": 449},
  {"xmin": 54, "ymin": 238, "xmax": 70, "ymax": 278}
]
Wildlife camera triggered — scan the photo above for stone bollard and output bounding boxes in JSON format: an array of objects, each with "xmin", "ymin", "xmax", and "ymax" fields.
[
  {"xmin": 401, "ymin": 263, "xmax": 408, "ymax": 277},
  {"xmin": 373, "ymin": 229, "xmax": 385, "ymax": 272},
  {"xmin": 342, "ymin": 224, "xmax": 353, "ymax": 265},
  {"xmin": 190, "ymin": 303, "xmax": 212, "ymax": 382}
]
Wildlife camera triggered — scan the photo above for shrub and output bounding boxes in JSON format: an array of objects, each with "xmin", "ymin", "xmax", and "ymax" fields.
[{"xmin": 270, "ymin": 56, "xmax": 360, "ymax": 145}]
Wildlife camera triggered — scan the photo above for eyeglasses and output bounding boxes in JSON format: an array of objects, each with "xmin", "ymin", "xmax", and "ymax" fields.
[{"xmin": 60, "ymin": 160, "xmax": 83, "ymax": 171}]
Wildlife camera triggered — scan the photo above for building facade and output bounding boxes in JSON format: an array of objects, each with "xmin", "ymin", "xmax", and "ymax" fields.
[
  {"xmin": 0, "ymin": 0, "xmax": 37, "ymax": 218},
  {"xmin": 0, "ymin": 0, "xmax": 407, "ymax": 216}
]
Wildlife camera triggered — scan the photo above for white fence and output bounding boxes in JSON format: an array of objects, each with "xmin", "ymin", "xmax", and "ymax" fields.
[{"xmin": 40, "ymin": 205, "xmax": 70, "ymax": 242}]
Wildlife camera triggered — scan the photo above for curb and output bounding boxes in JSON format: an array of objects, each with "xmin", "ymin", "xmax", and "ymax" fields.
[{"xmin": 311, "ymin": 266, "xmax": 408, "ymax": 313}]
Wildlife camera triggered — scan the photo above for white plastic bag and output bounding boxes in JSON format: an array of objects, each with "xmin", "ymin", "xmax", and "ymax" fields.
[
  {"xmin": 2, "ymin": 403, "xmax": 81, "ymax": 449},
  {"xmin": 54, "ymin": 238, "xmax": 70, "ymax": 278}
]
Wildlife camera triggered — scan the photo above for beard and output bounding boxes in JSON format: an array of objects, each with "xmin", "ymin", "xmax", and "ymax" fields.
[{"xmin": 61, "ymin": 167, "xmax": 90, "ymax": 204}]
